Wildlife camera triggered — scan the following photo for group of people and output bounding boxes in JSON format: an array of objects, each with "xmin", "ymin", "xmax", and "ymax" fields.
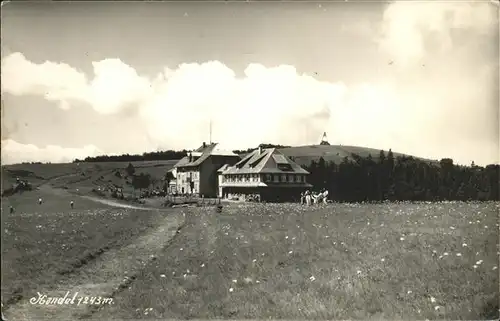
[
  {"xmin": 9, "ymin": 198, "xmax": 74, "ymax": 214},
  {"xmin": 300, "ymin": 189, "xmax": 329, "ymax": 205}
]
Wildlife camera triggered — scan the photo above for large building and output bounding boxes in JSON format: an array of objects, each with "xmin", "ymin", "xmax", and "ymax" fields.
[
  {"xmin": 218, "ymin": 147, "xmax": 312, "ymax": 202},
  {"xmin": 173, "ymin": 142, "xmax": 240, "ymax": 197}
]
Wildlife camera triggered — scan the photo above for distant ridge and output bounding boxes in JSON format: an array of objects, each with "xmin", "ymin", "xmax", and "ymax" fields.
[{"xmin": 278, "ymin": 144, "xmax": 438, "ymax": 167}]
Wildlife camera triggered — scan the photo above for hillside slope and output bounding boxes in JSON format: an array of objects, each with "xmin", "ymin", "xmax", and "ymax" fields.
[
  {"xmin": 279, "ymin": 145, "xmax": 438, "ymax": 167},
  {"xmin": 1, "ymin": 160, "xmax": 179, "ymax": 195}
]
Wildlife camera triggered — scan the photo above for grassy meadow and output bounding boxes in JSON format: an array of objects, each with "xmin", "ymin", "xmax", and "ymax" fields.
[
  {"xmin": 1, "ymin": 189, "xmax": 168, "ymax": 308},
  {"xmin": 1, "ymin": 160, "xmax": 498, "ymax": 319},
  {"xmin": 91, "ymin": 202, "xmax": 499, "ymax": 320}
]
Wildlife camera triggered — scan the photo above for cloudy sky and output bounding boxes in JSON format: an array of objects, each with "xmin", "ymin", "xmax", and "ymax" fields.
[{"xmin": 1, "ymin": 1, "xmax": 498, "ymax": 165}]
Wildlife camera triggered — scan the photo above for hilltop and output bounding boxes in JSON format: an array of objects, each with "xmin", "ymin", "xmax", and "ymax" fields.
[{"xmin": 279, "ymin": 144, "xmax": 438, "ymax": 167}]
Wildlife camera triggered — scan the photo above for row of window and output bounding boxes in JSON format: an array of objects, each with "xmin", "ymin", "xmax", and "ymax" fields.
[
  {"xmin": 222, "ymin": 174, "xmax": 306, "ymax": 183},
  {"xmin": 177, "ymin": 171, "xmax": 199, "ymax": 182}
]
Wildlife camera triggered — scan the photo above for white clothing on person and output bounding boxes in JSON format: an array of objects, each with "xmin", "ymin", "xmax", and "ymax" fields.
[
  {"xmin": 38, "ymin": 198, "xmax": 42, "ymax": 204},
  {"xmin": 305, "ymin": 194, "xmax": 312, "ymax": 206},
  {"xmin": 323, "ymin": 190, "xmax": 329, "ymax": 204}
]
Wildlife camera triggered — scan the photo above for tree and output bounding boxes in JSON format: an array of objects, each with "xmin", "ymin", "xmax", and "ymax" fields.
[
  {"xmin": 126, "ymin": 163, "xmax": 136, "ymax": 176},
  {"xmin": 132, "ymin": 173, "xmax": 151, "ymax": 194},
  {"xmin": 164, "ymin": 171, "xmax": 175, "ymax": 193}
]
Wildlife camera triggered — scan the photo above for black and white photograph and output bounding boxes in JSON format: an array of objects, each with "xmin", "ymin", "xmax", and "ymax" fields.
[{"xmin": 1, "ymin": 0, "xmax": 499, "ymax": 320}]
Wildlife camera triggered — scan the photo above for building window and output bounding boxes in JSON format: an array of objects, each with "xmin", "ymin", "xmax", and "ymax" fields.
[{"xmin": 281, "ymin": 174, "xmax": 287, "ymax": 182}]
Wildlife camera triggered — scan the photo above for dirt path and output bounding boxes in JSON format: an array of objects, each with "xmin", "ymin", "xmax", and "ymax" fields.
[
  {"xmin": 3, "ymin": 180, "xmax": 185, "ymax": 320},
  {"xmin": 4, "ymin": 208, "xmax": 185, "ymax": 321}
]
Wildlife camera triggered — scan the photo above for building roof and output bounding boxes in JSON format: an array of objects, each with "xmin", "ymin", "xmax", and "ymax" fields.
[
  {"xmin": 221, "ymin": 148, "xmax": 309, "ymax": 175},
  {"xmin": 175, "ymin": 143, "xmax": 239, "ymax": 169},
  {"xmin": 217, "ymin": 164, "xmax": 230, "ymax": 173}
]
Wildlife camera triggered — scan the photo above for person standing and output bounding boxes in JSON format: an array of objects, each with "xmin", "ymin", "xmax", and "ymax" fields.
[
  {"xmin": 70, "ymin": 200, "xmax": 74, "ymax": 209},
  {"xmin": 305, "ymin": 190, "xmax": 311, "ymax": 206}
]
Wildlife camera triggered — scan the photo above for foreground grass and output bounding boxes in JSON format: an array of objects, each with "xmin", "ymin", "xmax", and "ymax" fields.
[
  {"xmin": 96, "ymin": 201, "xmax": 499, "ymax": 320},
  {"xmin": 1, "ymin": 192, "xmax": 165, "ymax": 307}
]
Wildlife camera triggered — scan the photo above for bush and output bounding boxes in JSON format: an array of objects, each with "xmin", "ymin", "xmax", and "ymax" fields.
[{"xmin": 91, "ymin": 188, "xmax": 106, "ymax": 197}]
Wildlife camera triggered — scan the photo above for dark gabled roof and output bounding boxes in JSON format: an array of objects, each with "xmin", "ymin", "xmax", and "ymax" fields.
[
  {"xmin": 175, "ymin": 143, "xmax": 240, "ymax": 169},
  {"xmin": 221, "ymin": 148, "xmax": 309, "ymax": 175}
]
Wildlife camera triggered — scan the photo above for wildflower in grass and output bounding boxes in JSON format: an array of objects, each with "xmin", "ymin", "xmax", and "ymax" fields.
[
  {"xmin": 443, "ymin": 252, "xmax": 449, "ymax": 256},
  {"xmin": 430, "ymin": 296, "xmax": 436, "ymax": 303},
  {"xmin": 160, "ymin": 274, "xmax": 166, "ymax": 278},
  {"xmin": 252, "ymin": 259, "xmax": 257, "ymax": 263},
  {"xmin": 180, "ymin": 248, "xmax": 183, "ymax": 251},
  {"xmin": 476, "ymin": 260, "xmax": 483, "ymax": 265},
  {"xmin": 473, "ymin": 265, "xmax": 478, "ymax": 269},
  {"xmin": 229, "ymin": 287, "xmax": 234, "ymax": 292},
  {"xmin": 201, "ymin": 263, "xmax": 205, "ymax": 267},
  {"xmin": 456, "ymin": 253, "xmax": 462, "ymax": 257},
  {"xmin": 256, "ymin": 280, "xmax": 260, "ymax": 284},
  {"xmin": 492, "ymin": 266, "xmax": 498, "ymax": 271},
  {"xmin": 381, "ymin": 258, "xmax": 385, "ymax": 262},
  {"xmin": 356, "ymin": 270, "xmax": 362, "ymax": 275},
  {"xmin": 289, "ymin": 251, "xmax": 293, "ymax": 254},
  {"xmin": 434, "ymin": 306, "xmax": 440, "ymax": 311},
  {"xmin": 232, "ymin": 279, "xmax": 237, "ymax": 283},
  {"xmin": 462, "ymin": 243, "xmax": 467, "ymax": 247},
  {"xmin": 407, "ymin": 290, "xmax": 412, "ymax": 294},
  {"xmin": 285, "ymin": 236, "xmax": 289, "ymax": 239},
  {"xmin": 400, "ymin": 237, "xmax": 405, "ymax": 241},
  {"xmin": 310, "ymin": 276, "xmax": 316, "ymax": 281}
]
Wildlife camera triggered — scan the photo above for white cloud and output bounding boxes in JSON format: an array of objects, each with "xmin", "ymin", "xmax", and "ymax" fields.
[
  {"xmin": 378, "ymin": 1, "xmax": 497, "ymax": 67},
  {"xmin": 0, "ymin": 1, "xmax": 498, "ymax": 166},
  {"xmin": 1, "ymin": 139, "xmax": 103, "ymax": 165}
]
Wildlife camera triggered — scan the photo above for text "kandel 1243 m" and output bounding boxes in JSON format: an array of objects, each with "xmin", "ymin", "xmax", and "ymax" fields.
[{"xmin": 29, "ymin": 292, "xmax": 79, "ymax": 305}]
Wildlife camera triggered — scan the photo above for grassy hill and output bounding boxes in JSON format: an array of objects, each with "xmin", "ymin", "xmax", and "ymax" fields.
[
  {"xmin": 1, "ymin": 160, "xmax": 179, "ymax": 195},
  {"xmin": 1, "ymin": 144, "xmax": 439, "ymax": 191},
  {"xmin": 279, "ymin": 145, "xmax": 438, "ymax": 167}
]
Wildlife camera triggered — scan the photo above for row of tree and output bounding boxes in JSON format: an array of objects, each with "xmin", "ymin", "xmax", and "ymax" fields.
[
  {"xmin": 73, "ymin": 150, "xmax": 188, "ymax": 163},
  {"xmin": 302, "ymin": 150, "xmax": 499, "ymax": 202},
  {"xmin": 73, "ymin": 144, "xmax": 290, "ymax": 163}
]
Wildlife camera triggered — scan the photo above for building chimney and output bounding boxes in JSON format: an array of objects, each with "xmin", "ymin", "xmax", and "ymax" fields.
[
  {"xmin": 189, "ymin": 152, "xmax": 192, "ymax": 162},
  {"xmin": 203, "ymin": 142, "xmax": 206, "ymax": 148},
  {"xmin": 258, "ymin": 146, "xmax": 262, "ymax": 154}
]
